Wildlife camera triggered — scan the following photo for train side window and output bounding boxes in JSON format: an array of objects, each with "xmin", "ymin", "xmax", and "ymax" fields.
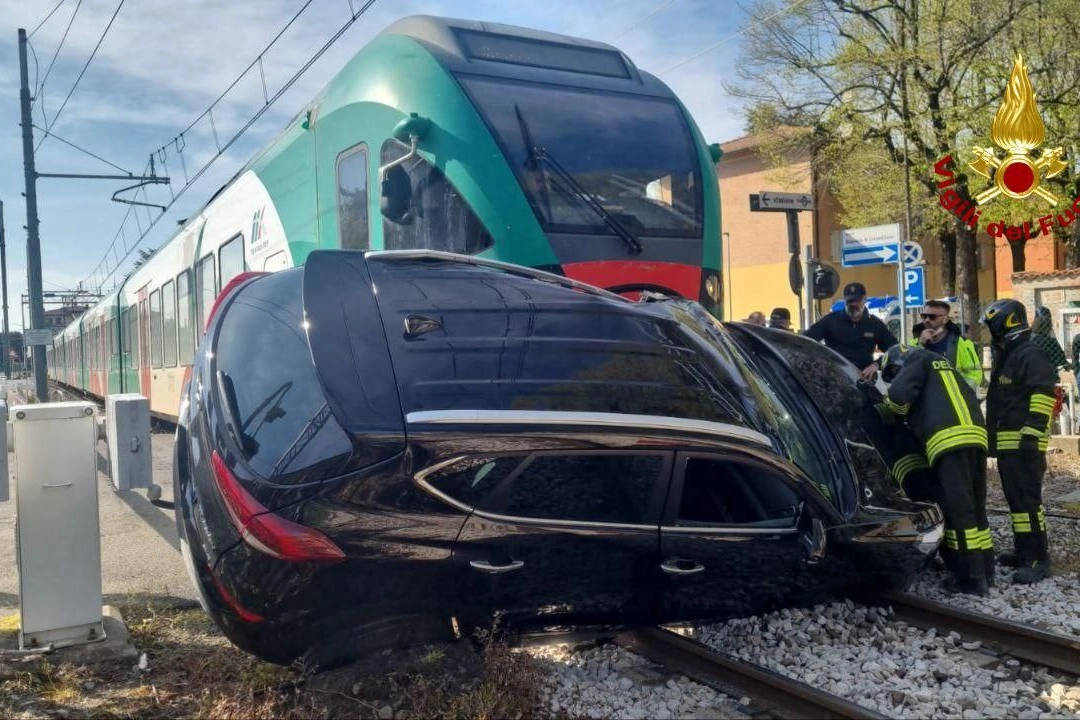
[
  {"xmin": 122, "ymin": 308, "xmax": 131, "ymax": 356},
  {"xmin": 195, "ymin": 254, "xmax": 216, "ymax": 332},
  {"xmin": 379, "ymin": 139, "xmax": 493, "ymax": 255},
  {"xmin": 128, "ymin": 304, "xmax": 140, "ymax": 369},
  {"xmin": 219, "ymin": 234, "xmax": 245, "ymax": 286},
  {"xmin": 149, "ymin": 291, "xmax": 162, "ymax": 369},
  {"xmin": 177, "ymin": 270, "xmax": 194, "ymax": 365},
  {"xmin": 337, "ymin": 145, "xmax": 368, "ymax": 250},
  {"xmin": 162, "ymin": 280, "xmax": 177, "ymax": 367},
  {"xmin": 674, "ymin": 457, "xmax": 800, "ymax": 528},
  {"xmin": 500, "ymin": 453, "xmax": 666, "ymax": 524}
]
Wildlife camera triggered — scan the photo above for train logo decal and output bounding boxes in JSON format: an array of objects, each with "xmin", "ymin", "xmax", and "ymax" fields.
[
  {"xmin": 967, "ymin": 53, "xmax": 1066, "ymax": 206},
  {"xmin": 250, "ymin": 207, "xmax": 267, "ymax": 254}
]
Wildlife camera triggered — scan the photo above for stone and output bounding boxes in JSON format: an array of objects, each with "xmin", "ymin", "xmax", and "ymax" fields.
[
  {"xmin": 378, "ymin": 705, "xmax": 393, "ymax": 720},
  {"xmin": 961, "ymin": 641, "xmax": 982, "ymax": 650}
]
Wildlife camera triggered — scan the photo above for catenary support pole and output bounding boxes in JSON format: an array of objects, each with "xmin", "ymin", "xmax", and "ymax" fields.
[
  {"xmin": 0, "ymin": 200, "xmax": 9, "ymax": 379},
  {"xmin": 18, "ymin": 28, "xmax": 48, "ymax": 402}
]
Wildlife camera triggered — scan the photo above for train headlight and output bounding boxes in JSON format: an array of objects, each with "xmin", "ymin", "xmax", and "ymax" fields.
[{"xmin": 704, "ymin": 274, "xmax": 720, "ymax": 303}]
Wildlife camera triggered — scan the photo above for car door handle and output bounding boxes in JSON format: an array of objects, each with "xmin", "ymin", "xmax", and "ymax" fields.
[
  {"xmin": 661, "ymin": 559, "xmax": 705, "ymax": 575},
  {"xmin": 469, "ymin": 559, "xmax": 524, "ymax": 574}
]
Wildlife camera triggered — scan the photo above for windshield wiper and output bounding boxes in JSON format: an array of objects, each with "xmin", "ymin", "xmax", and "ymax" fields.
[
  {"xmin": 532, "ymin": 146, "xmax": 643, "ymax": 255},
  {"xmin": 511, "ymin": 105, "xmax": 642, "ymax": 255}
]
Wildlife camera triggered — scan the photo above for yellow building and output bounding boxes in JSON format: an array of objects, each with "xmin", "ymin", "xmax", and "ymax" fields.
[{"xmin": 717, "ymin": 134, "xmax": 997, "ymax": 331}]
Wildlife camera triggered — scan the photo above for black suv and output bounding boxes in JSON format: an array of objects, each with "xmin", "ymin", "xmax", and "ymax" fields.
[{"xmin": 175, "ymin": 250, "xmax": 942, "ymax": 668}]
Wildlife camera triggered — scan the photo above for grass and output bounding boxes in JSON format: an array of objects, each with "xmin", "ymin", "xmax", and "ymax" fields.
[{"xmin": 0, "ymin": 601, "xmax": 543, "ymax": 719}]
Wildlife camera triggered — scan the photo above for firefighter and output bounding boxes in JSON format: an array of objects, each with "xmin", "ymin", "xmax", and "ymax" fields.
[
  {"xmin": 981, "ymin": 299, "xmax": 1057, "ymax": 584},
  {"xmin": 879, "ymin": 344, "xmax": 991, "ymax": 595}
]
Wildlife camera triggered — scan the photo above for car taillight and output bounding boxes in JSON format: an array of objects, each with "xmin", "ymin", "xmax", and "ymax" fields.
[
  {"xmin": 210, "ymin": 451, "xmax": 345, "ymax": 563},
  {"xmin": 205, "ymin": 271, "xmax": 269, "ymax": 332}
]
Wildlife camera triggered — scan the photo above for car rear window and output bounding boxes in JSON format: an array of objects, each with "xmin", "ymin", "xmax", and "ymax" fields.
[{"xmin": 213, "ymin": 270, "xmax": 353, "ymax": 483}]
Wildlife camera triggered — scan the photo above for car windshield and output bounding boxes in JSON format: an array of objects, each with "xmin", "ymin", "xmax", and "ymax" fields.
[
  {"xmin": 458, "ymin": 75, "xmax": 703, "ymax": 237},
  {"xmin": 669, "ymin": 303, "xmax": 834, "ymax": 501}
]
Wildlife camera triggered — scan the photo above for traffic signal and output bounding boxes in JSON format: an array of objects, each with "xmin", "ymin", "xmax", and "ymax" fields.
[{"xmin": 810, "ymin": 261, "xmax": 840, "ymax": 300}]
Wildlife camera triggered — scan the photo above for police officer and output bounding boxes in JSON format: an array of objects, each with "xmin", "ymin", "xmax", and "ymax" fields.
[
  {"xmin": 879, "ymin": 344, "xmax": 991, "ymax": 595},
  {"xmin": 806, "ymin": 282, "xmax": 897, "ymax": 380},
  {"xmin": 982, "ymin": 299, "xmax": 1057, "ymax": 584}
]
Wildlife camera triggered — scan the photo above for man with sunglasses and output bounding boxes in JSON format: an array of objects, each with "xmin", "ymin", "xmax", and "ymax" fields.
[
  {"xmin": 911, "ymin": 300, "xmax": 983, "ymax": 389},
  {"xmin": 805, "ymin": 282, "xmax": 897, "ymax": 380}
]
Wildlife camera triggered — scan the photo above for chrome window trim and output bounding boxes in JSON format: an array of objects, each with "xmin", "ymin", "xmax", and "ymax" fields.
[
  {"xmin": 365, "ymin": 249, "xmax": 629, "ymax": 303},
  {"xmin": 660, "ymin": 525, "xmax": 799, "ymax": 536},
  {"xmin": 405, "ymin": 409, "xmax": 772, "ymax": 448},
  {"xmin": 471, "ymin": 509, "xmax": 656, "ymax": 532}
]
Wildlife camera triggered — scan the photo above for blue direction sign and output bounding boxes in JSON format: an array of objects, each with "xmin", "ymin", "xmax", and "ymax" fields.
[
  {"xmin": 903, "ymin": 266, "xmax": 926, "ymax": 308},
  {"xmin": 842, "ymin": 243, "xmax": 900, "ymax": 266}
]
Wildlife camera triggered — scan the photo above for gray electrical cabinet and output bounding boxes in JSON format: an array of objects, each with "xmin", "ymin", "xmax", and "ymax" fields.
[
  {"xmin": 105, "ymin": 394, "xmax": 151, "ymax": 491},
  {"xmin": 13, "ymin": 402, "xmax": 104, "ymax": 649}
]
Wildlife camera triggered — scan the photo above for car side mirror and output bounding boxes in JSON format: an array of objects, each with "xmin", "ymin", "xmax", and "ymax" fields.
[
  {"xmin": 801, "ymin": 517, "xmax": 827, "ymax": 565},
  {"xmin": 381, "ymin": 165, "xmax": 413, "ymax": 224}
]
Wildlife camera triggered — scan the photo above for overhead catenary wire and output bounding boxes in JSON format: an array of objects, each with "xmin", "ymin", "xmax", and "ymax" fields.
[
  {"xmin": 658, "ymin": 0, "xmax": 810, "ymax": 74},
  {"xmin": 84, "ymin": 0, "xmax": 380, "ymax": 290},
  {"xmin": 37, "ymin": 0, "xmax": 124, "ymax": 151},
  {"xmin": 614, "ymin": 0, "xmax": 675, "ymax": 40},
  {"xmin": 30, "ymin": 124, "xmax": 131, "ymax": 174},
  {"xmin": 28, "ymin": 0, "xmax": 67, "ymax": 38},
  {"xmin": 37, "ymin": 0, "xmax": 84, "ymax": 124}
]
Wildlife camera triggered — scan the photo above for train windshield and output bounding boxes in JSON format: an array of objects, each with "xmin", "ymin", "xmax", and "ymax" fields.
[{"xmin": 459, "ymin": 75, "xmax": 703, "ymax": 238}]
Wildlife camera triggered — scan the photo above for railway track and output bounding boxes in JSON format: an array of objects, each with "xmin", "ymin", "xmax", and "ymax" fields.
[
  {"xmin": 615, "ymin": 627, "xmax": 886, "ymax": 719},
  {"xmin": 886, "ymin": 592, "xmax": 1080, "ymax": 676}
]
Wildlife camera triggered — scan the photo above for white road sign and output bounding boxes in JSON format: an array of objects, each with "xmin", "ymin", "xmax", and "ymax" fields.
[
  {"xmin": 840, "ymin": 223, "xmax": 902, "ymax": 268},
  {"xmin": 24, "ymin": 329, "xmax": 53, "ymax": 346},
  {"xmin": 758, "ymin": 191, "xmax": 815, "ymax": 211}
]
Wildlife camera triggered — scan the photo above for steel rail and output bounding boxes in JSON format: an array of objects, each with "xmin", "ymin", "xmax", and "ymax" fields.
[
  {"xmin": 887, "ymin": 592, "xmax": 1080, "ymax": 675},
  {"xmin": 615, "ymin": 627, "xmax": 889, "ymax": 720}
]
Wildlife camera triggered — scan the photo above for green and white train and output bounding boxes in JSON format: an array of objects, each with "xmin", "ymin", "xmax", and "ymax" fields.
[{"xmin": 48, "ymin": 14, "xmax": 724, "ymax": 421}]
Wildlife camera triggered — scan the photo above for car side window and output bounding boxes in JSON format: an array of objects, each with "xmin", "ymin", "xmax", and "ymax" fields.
[
  {"xmin": 502, "ymin": 453, "xmax": 665, "ymax": 525},
  {"xmin": 675, "ymin": 456, "xmax": 800, "ymax": 528},
  {"xmin": 423, "ymin": 455, "xmax": 524, "ymax": 510},
  {"xmin": 213, "ymin": 270, "xmax": 352, "ymax": 483},
  {"xmin": 380, "ymin": 139, "xmax": 494, "ymax": 255}
]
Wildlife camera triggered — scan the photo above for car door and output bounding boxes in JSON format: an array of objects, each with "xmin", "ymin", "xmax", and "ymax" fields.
[
  {"xmin": 447, "ymin": 450, "xmax": 670, "ymax": 632},
  {"xmin": 657, "ymin": 451, "xmax": 830, "ymax": 624}
]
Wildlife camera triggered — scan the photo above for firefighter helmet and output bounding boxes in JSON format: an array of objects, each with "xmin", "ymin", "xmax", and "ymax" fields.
[
  {"xmin": 981, "ymin": 299, "xmax": 1029, "ymax": 341},
  {"xmin": 880, "ymin": 343, "xmax": 913, "ymax": 383}
]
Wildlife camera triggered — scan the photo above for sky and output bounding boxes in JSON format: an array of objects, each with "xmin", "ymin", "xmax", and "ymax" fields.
[{"xmin": 0, "ymin": 0, "xmax": 753, "ymax": 331}]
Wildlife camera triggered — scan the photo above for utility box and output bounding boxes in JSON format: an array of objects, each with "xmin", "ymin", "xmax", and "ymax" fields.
[
  {"xmin": 105, "ymin": 394, "xmax": 151, "ymax": 491},
  {"xmin": 13, "ymin": 401, "xmax": 103, "ymax": 649}
]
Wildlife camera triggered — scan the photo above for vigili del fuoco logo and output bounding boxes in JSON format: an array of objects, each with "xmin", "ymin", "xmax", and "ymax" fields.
[{"xmin": 933, "ymin": 54, "xmax": 1076, "ymax": 242}]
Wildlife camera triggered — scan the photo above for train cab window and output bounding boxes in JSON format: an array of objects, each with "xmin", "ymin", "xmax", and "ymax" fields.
[
  {"xmin": 219, "ymin": 234, "xmax": 245, "ymax": 286},
  {"xmin": 380, "ymin": 139, "xmax": 493, "ymax": 255},
  {"xmin": 500, "ymin": 453, "xmax": 664, "ymax": 525},
  {"xmin": 150, "ymin": 291, "xmax": 163, "ymax": 368},
  {"xmin": 213, "ymin": 271, "xmax": 352, "ymax": 483},
  {"xmin": 177, "ymin": 270, "xmax": 194, "ymax": 365},
  {"xmin": 337, "ymin": 145, "xmax": 368, "ymax": 250},
  {"xmin": 675, "ymin": 457, "xmax": 800, "ymax": 528},
  {"xmin": 195, "ymin": 254, "xmax": 217, "ymax": 333},
  {"xmin": 162, "ymin": 280, "xmax": 177, "ymax": 367}
]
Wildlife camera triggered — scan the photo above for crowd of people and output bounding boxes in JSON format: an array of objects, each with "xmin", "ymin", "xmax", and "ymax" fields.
[{"xmin": 742, "ymin": 285, "xmax": 1061, "ymax": 597}]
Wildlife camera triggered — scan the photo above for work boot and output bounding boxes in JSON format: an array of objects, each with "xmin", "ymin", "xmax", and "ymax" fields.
[
  {"xmin": 1012, "ymin": 559, "xmax": 1052, "ymax": 584},
  {"xmin": 1013, "ymin": 531, "xmax": 1051, "ymax": 584},
  {"xmin": 942, "ymin": 552, "xmax": 989, "ymax": 597},
  {"xmin": 996, "ymin": 551, "xmax": 1024, "ymax": 567}
]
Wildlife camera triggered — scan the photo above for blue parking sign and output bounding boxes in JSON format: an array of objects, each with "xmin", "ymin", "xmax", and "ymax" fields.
[{"xmin": 903, "ymin": 267, "xmax": 925, "ymax": 308}]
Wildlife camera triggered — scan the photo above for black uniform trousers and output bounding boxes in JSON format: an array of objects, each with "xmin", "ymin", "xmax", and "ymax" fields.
[
  {"xmin": 997, "ymin": 451, "xmax": 1049, "ymax": 563},
  {"xmin": 933, "ymin": 448, "xmax": 992, "ymax": 581}
]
